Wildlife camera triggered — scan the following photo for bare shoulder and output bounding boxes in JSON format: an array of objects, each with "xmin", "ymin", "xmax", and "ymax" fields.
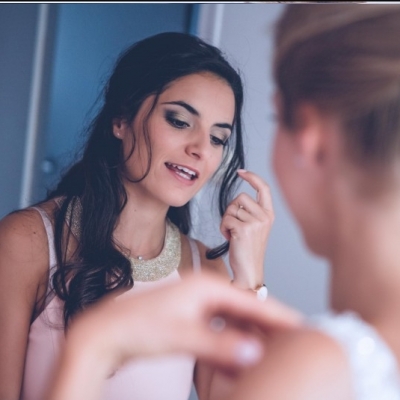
[
  {"xmin": 0, "ymin": 202, "xmax": 54, "ymax": 284},
  {"xmin": 0, "ymin": 202, "xmax": 58, "ymax": 397},
  {"xmin": 229, "ymin": 327, "xmax": 353, "ymax": 400},
  {"xmin": 0, "ymin": 208, "xmax": 46, "ymax": 253}
]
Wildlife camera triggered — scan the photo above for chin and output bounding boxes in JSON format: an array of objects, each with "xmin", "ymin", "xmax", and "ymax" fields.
[
  {"xmin": 168, "ymin": 201, "xmax": 189, "ymax": 209},
  {"xmin": 165, "ymin": 195, "xmax": 192, "ymax": 209},
  {"xmin": 164, "ymin": 189, "xmax": 201, "ymax": 209}
]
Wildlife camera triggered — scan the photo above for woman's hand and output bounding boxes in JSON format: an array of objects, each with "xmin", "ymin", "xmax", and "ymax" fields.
[
  {"xmin": 47, "ymin": 273, "xmax": 302, "ymax": 400},
  {"xmin": 68, "ymin": 273, "xmax": 299, "ymax": 368},
  {"xmin": 221, "ymin": 169, "xmax": 274, "ymax": 289}
]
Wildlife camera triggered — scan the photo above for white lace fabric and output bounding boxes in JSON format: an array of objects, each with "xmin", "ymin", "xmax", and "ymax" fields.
[{"xmin": 311, "ymin": 312, "xmax": 400, "ymax": 400}]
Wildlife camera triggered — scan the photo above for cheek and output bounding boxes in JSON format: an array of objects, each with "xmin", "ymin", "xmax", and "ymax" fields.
[
  {"xmin": 210, "ymin": 149, "xmax": 226, "ymax": 174},
  {"xmin": 197, "ymin": 150, "xmax": 224, "ymax": 185}
]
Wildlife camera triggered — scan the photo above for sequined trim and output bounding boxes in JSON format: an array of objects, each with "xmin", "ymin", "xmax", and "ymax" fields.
[
  {"xmin": 129, "ymin": 221, "xmax": 181, "ymax": 282},
  {"xmin": 60, "ymin": 197, "xmax": 182, "ymax": 282}
]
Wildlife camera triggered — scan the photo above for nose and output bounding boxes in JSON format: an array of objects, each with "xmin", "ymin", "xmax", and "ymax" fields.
[{"xmin": 185, "ymin": 131, "xmax": 209, "ymax": 160}]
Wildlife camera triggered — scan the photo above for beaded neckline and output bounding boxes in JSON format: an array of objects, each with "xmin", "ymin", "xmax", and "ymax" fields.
[
  {"xmin": 59, "ymin": 197, "xmax": 182, "ymax": 282},
  {"xmin": 126, "ymin": 220, "xmax": 181, "ymax": 281}
]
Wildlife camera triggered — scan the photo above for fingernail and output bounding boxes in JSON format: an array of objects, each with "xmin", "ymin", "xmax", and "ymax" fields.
[
  {"xmin": 235, "ymin": 339, "xmax": 263, "ymax": 366},
  {"xmin": 237, "ymin": 169, "xmax": 247, "ymax": 174}
]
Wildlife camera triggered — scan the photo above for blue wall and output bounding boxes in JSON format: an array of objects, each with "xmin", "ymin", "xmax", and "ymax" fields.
[
  {"xmin": 37, "ymin": 4, "xmax": 195, "ymax": 201},
  {"xmin": 0, "ymin": 4, "xmax": 38, "ymax": 217}
]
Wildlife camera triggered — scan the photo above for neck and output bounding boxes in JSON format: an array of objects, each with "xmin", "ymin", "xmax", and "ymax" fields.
[
  {"xmin": 328, "ymin": 188, "xmax": 400, "ymax": 353},
  {"xmin": 113, "ymin": 183, "xmax": 170, "ymax": 259}
]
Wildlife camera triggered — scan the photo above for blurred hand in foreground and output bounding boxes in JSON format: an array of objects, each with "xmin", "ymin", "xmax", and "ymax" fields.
[{"xmin": 47, "ymin": 272, "xmax": 303, "ymax": 400}]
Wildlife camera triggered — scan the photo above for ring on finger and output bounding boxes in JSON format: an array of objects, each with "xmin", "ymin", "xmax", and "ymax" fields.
[{"xmin": 236, "ymin": 203, "xmax": 244, "ymax": 219}]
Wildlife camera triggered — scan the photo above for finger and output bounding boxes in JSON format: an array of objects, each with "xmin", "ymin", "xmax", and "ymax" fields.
[
  {"xmin": 188, "ymin": 326, "xmax": 264, "ymax": 370},
  {"xmin": 204, "ymin": 279, "xmax": 304, "ymax": 329},
  {"xmin": 182, "ymin": 273, "xmax": 304, "ymax": 336},
  {"xmin": 234, "ymin": 205, "xmax": 253, "ymax": 223},
  {"xmin": 231, "ymin": 193, "xmax": 268, "ymax": 221},
  {"xmin": 220, "ymin": 214, "xmax": 241, "ymax": 240},
  {"xmin": 192, "ymin": 273, "xmax": 303, "ymax": 329},
  {"xmin": 224, "ymin": 201, "xmax": 249, "ymax": 223},
  {"xmin": 237, "ymin": 169, "xmax": 274, "ymax": 212},
  {"xmin": 221, "ymin": 212, "xmax": 259, "ymax": 241},
  {"xmin": 226, "ymin": 209, "xmax": 256, "ymax": 229},
  {"xmin": 218, "ymin": 294, "xmax": 304, "ymax": 330}
]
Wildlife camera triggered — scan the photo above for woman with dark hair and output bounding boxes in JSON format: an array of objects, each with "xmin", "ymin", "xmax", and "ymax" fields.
[
  {"xmin": 0, "ymin": 32, "xmax": 273, "ymax": 400},
  {"xmin": 45, "ymin": 4, "xmax": 400, "ymax": 400}
]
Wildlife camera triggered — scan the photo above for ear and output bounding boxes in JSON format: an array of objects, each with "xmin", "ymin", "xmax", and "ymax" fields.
[
  {"xmin": 112, "ymin": 118, "xmax": 127, "ymax": 139},
  {"xmin": 291, "ymin": 103, "xmax": 331, "ymax": 170}
]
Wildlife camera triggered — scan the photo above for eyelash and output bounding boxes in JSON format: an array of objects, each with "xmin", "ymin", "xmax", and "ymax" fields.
[
  {"xmin": 211, "ymin": 135, "xmax": 227, "ymax": 147},
  {"xmin": 165, "ymin": 111, "xmax": 189, "ymax": 129},
  {"xmin": 165, "ymin": 110, "xmax": 228, "ymax": 147}
]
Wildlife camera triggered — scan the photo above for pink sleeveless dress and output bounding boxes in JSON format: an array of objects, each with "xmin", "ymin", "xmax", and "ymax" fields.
[{"xmin": 21, "ymin": 207, "xmax": 201, "ymax": 400}]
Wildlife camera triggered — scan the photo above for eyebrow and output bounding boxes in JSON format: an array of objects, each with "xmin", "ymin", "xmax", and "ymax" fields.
[{"xmin": 162, "ymin": 100, "xmax": 233, "ymax": 132}]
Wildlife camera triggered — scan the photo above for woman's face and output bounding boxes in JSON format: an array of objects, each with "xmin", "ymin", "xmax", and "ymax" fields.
[{"xmin": 114, "ymin": 72, "xmax": 235, "ymax": 207}]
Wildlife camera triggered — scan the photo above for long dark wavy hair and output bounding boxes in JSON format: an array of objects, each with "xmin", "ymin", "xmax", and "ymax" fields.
[{"xmin": 46, "ymin": 32, "xmax": 245, "ymax": 326}]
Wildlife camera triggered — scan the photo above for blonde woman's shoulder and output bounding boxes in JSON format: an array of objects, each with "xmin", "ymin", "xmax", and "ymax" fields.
[{"xmin": 228, "ymin": 326, "xmax": 353, "ymax": 400}]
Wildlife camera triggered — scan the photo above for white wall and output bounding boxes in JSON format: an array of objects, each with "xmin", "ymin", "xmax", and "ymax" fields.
[{"xmin": 195, "ymin": 4, "xmax": 329, "ymax": 316}]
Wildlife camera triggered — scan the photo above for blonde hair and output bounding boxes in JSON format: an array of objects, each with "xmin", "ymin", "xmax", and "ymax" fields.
[{"xmin": 274, "ymin": 4, "xmax": 400, "ymax": 167}]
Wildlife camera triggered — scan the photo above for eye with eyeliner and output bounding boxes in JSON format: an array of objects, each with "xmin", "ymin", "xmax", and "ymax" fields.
[
  {"xmin": 164, "ymin": 110, "xmax": 190, "ymax": 129},
  {"xmin": 164, "ymin": 108, "xmax": 230, "ymax": 147},
  {"xmin": 211, "ymin": 134, "xmax": 228, "ymax": 147}
]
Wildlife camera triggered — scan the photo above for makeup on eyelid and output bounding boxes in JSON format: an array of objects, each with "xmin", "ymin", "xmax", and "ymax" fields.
[
  {"xmin": 164, "ymin": 110, "xmax": 190, "ymax": 129},
  {"xmin": 164, "ymin": 109, "xmax": 230, "ymax": 147}
]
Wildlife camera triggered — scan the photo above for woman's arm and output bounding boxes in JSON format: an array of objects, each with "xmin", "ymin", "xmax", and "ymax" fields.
[
  {"xmin": 46, "ymin": 273, "xmax": 302, "ymax": 400},
  {"xmin": 0, "ymin": 210, "xmax": 49, "ymax": 400}
]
